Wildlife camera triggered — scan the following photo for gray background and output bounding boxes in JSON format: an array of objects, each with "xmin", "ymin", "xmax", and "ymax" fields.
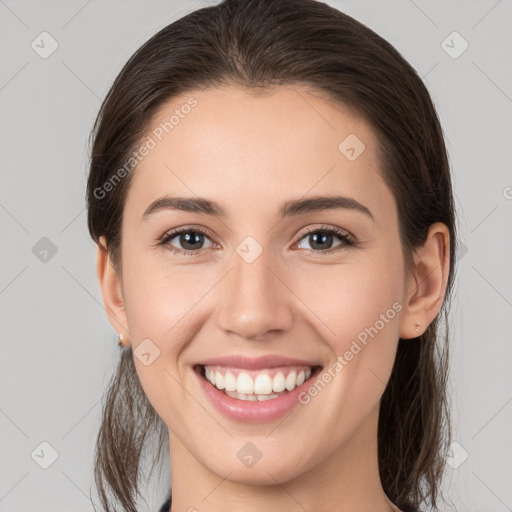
[{"xmin": 0, "ymin": 0, "xmax": 511, "ymax": 511}]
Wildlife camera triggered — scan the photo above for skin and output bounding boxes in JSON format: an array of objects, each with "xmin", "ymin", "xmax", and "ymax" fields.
[{"xmin": 96, "ymin": 85, "xmax": 450, "ymax": 512}]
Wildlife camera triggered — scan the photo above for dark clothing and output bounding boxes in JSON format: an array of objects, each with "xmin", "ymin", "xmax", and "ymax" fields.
[
  {"xmin": 402, "ymin": 505, "xmax": 422, "ymax": 512},
  {"xmin": 159, "ymin": 491, "xmax": 171, "ymax": 512},
  {"xmin": 158, "ymin": 490, "xmax": 423, "ymax": 512}
]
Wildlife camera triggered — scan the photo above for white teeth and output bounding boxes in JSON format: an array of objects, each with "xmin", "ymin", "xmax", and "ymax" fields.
[
  {"xmin": 215, "ymin": 371, "xmax": 225, "ymax": 390},
  {"xmin": 236, "ymin": 373, "xmax": 254, "ymax": 394},
  {"xmin": 257, "ymin": 393, "xmax": 279, "ymax": 401},
  {"xmin": 225, "ymin": 390, "xmax": 281, "ymax": 401},
  {"xmin": 253, "ymin": 374, "xmax": 273, "ymax": 394},
  {"xmin": 224, "ymin": 372, "xmax": 237, "ymax": 391},
  {"xmin": 285, "ymin": 371, "xmax": 297, "ymax": 391},
  {"xmin": 272, "ymin": 372, "xmax": 286, "ymax": 392},
  {"xmin": 203, "ymin": 366, "xmax": 316, "ymax": 398}
]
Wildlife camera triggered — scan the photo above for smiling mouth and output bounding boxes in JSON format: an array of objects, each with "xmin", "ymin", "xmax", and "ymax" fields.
[{"xmin": 195, "ymin": 364, "xmax": 322, "ymax": 401}]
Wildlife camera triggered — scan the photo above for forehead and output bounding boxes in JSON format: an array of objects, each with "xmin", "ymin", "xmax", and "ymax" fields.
[{"xmin": 125, "ymin": 85, "xmax": 394, "ymax": 225}]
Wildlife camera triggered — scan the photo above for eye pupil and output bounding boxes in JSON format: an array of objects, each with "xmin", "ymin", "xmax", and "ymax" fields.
[
  {"xmin": 180, "ymin": 232, "xmax": 204, "ymax": 250},
  {"xmin": 309, "ymin": 232, "xmax": 333, "ymax": 250}
]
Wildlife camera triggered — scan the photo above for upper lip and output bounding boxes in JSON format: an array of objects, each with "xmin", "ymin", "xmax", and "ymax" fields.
[{"xmin": 196, "ymin": 354, "xmax": 322, "ymax": 370}]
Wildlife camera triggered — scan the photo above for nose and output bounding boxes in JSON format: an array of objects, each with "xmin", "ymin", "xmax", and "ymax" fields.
[{"xmin": 215, "ymin": 246, "xmax": 294, "ymax": 341}]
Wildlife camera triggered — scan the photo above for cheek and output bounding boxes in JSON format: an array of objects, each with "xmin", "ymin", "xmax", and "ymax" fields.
[
  {"xmin": 121, "ymin": 246, "xmax": 217, "ymax": 343},
  {"xmin": 292, "ymin": 259, "xmax": 404, "ymax": 436},
  {"xmin": 296, "ymin": 250, "xmax": 404, "ymax": 388},
  {"xmin": 303, "ymin": 258, "xmax": 402, "ymax": 340}
]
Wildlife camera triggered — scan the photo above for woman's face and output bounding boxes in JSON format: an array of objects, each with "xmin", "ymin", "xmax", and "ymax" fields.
[{"xmin": 111, "ymin": 85, "xmax": 412, "ymax": 484}]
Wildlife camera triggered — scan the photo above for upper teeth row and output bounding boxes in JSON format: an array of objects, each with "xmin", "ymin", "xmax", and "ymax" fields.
[{"xmin": 204, "ymin": 367, "xmax": 312, "ymax": 395}]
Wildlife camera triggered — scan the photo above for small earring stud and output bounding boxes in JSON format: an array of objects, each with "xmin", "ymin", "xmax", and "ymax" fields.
[
  {"xmin": 415, "ymin": 322, "xmax": 420, "ymax": 332},
  {"xmin": 117, "ymin": 333, "xmax": 124, "ymax": 346}
]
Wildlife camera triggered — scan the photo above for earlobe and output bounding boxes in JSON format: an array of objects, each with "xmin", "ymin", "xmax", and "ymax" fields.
[
  {"xmin": 399, "ymin": 222, "xmax": 451, "ymax": 339},
  {"xmin": 96, "ymin": 236, "xmax": 130, "ymax": 339}
]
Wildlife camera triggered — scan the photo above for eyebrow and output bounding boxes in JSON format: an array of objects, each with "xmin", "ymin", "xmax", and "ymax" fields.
[{"xmin": 142, "ymin": 194, "xmax": 375, "ymax": 222}]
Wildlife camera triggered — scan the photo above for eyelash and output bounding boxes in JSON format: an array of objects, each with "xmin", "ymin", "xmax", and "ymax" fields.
[{"xmin": 158, "ymin": 225, "xmax": 356, "ymax": 257}]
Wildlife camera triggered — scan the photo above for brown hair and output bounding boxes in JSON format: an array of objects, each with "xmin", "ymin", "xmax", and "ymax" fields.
[{"xmin": 87, "ymin": 0, "xmax": 458, "ymax": 510}]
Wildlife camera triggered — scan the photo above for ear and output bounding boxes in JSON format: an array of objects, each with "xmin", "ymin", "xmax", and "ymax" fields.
[
  {"xmin": 399, "ymin": 222, "xmax": 451, "ymax": 339},
  {"xmin": 96, "ymin": 235, "xmax": 130, "ymax": 342}
]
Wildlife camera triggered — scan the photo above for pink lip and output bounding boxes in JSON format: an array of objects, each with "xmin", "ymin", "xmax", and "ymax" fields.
[
  {"xmin": 196, "ymin": 354, "xmax": 320, "ymax": 370},
  {"xmin": 194, "ymin": 365, "xmax": 322, "ymax": 424}
]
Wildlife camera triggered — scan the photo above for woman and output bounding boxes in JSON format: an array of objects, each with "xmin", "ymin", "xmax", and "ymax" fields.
[{"xmin": 87, "ymin": 0, "xmax": 457, "ymax": 511}]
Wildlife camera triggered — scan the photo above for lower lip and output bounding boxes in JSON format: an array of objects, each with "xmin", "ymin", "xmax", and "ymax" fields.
[{"xmin": 194, "ymin": 366, "xmax": 321, "ymax": 424}]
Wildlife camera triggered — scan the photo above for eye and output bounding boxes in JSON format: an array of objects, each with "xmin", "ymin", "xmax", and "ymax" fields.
[
  {"xmin": 159, "ymin": 224, "xmax": 356, "ymax": 257},
  {"xmin": 293, "ymin": 225, "xmax": 355, "ymax": 254},
  {"xmin": 159, "ymin": 227, "xmax": 215, "ymax": 256}
]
